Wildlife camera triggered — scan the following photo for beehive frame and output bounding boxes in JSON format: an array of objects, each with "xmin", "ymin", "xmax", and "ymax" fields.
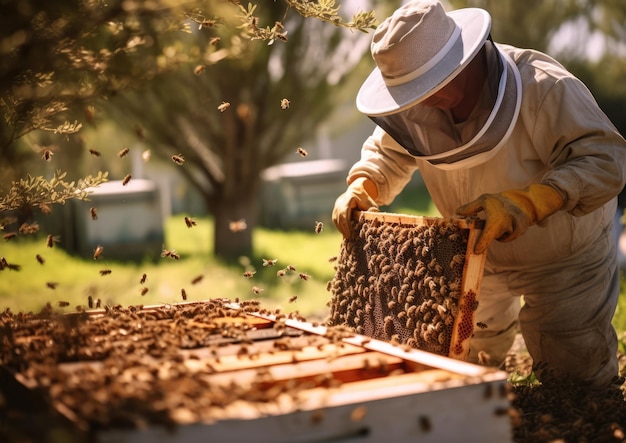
[{"xmin": 327, "ymin": 211, "xmax": 486, "ymax": 361}]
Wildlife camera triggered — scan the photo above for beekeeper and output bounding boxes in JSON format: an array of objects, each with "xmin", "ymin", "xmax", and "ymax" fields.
[{"xmin": 332, "ymin": 0, "xmax": 626, "ymax": 388}]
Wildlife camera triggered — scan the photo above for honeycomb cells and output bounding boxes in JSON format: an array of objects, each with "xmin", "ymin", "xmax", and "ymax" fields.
[{"xmin": 327, "ymin": 218, "xmax": 469, "ymax": 356}]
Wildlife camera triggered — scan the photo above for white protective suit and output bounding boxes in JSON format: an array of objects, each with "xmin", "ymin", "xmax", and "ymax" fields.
[{"xmin": 347, "ymin": 41, "xmax": 626, "ymax": 387}]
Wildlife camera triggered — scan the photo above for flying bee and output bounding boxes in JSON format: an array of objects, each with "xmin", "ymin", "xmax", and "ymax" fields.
[
  {"xmin": 161, "ymin": 249, "xmax": 180, "ymax": 260},
  {"xmin": 46, "ymin": 234, "xmax": 60, "ymax": 248},
  {"xmin": 181, "ymin": 288, "xmax": 187, "ymax": 301},
  {"xmin": 93, "ymin": 245, "xmax": 103, "ymax": 260},
  {"xmin": 118, "ymin": 147, "xmax": 130, "ymax": 158},
  {"xmin": 184, "ymin": 216, "xmax": 196, "ymax": 228},
  {"xmin": 47, "ymin": 282, "xmax": 59, "ymax": 290},
  {"xmin": 328, "ymin": 256, "xmax": 337, "ymax": 263},
  {"xmin": 19, "ymin": 222, "xmax": 39, "ymax": 235},
  {"xmin": 36, "ymin": 254, "xmax": 45, "ymax": 265},
  {"xmin": 217, "ymin": 101, "xmax": 231, "ymax": 112},
  {"xmin": 262, "ymin": 258, "xmax": 278, "ymax": 267},
  {"xmin": 142, "ymin": 149, "xmax": 151, "ymax": 162},
  {"xmin": 191, "ymin": 274, "xmax": 203, "ymax": 285},
  {"xmin": 288, "ymin": 295, "xmax": 298, "ymax": 303},
  {"xmin": 172, "ymin": 154, "xmax": 185, "ymax": 165},
  {"xmin": 89, "ymin": 207, "xmax": 98, "ymax": 220},
  {"xmin": 298, "ymin": 272, "xmax": 309, "ymax": 281},
  {"xmin": 193, "ymin": 64, "xmax": 205, "ymax": 75},
  {"xmin": 286, "ymin": 265, "xmax": 296, "ymax": 271},
  {"xmin": 280, "ymin": 98, "xmax": 290, "ymax": 109},
  {"xmin": 243, "ymin": 270, "xmax": 256, "ymax": 278},
  {"xmin": 42, "ymin": 149, "xmax": 54, "ymax": 162},
  {"xmin": 122, "ymin": 174, "xmax": 132, "ymax": 186},
  {"xmin": 140, "ymin": 286, "xmax": 149, "ymax": 296},
  {"xmin": 57, "ymin": 300, "xmax": 69, "ymax": 307},
  {"xmin": 251, "ymin": 286, "xmax": 264, "ymax": 295},
  {"xmin": 229, "ymin": 219, "xmax": 247, "ymax": 232},
  {"xmin": 88, "ymin": 149, "xmax": 101, "ymax": 157},
  {"xmin": 140, "ymin": 273, "xmax": 147, "ymax": 284},
  {"xmin": 3, "ymin": 232, "xmax": 16, "ymax": 241},
  {"xmin": 314, "ymin": 221, "xmax": 323, "ymax": 234},
  {"xmin": 88, "ymin": 295, "xmax": 94, "ymax": 309},
  {"xmin": 99, "ymin": 269, "xmax": 112, "ymax": 276},
  {"xmin": 296, "ymin": 147, "xmax": 308, "ymax": 157},
  {"xmin": 95, "ymin": 298, "xmax": 102, "ymax": 308},
  {"xmin": 209, "ymin": 37, "xmax": 220, "ymax": 46},
  {"xmin": 276, "ymin": 269, "xmax": 286, "ymax": 277}
]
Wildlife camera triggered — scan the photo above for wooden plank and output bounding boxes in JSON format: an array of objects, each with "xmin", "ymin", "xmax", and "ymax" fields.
[{"xmin": 356, "ymin": 210, "xmax": 484, "ymax": 230}]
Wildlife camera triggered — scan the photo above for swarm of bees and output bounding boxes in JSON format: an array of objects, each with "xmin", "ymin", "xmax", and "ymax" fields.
[{"xmin": 327, "ymin": 217, "xmax": 475, "ymax": 356}]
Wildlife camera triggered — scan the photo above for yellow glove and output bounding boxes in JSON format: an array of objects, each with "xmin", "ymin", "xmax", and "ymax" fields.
[
  {"xmin": 332, "ymin": 177, "xmax": 379, "ymax": 238},
  {"xmin": 456, "ymin": 184, "xmax": 564, "ymax": 254}
]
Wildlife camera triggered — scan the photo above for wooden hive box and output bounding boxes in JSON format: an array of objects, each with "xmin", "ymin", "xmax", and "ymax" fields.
[
  {"xmin": 327, "ymin": 211, "xmax": 486, "ymax": 360},
  {"xmin": 0, "ymin": 299, "xmax": 511, "ymax": 443}
]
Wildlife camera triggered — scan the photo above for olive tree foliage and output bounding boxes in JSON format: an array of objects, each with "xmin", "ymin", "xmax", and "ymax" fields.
[
  {"xmin": 0, "ymin": 0, "xmax": 377, "ymax": 249},
  {"xmin": 103, "ymin": 1, "xmax": 384, "ymax": 260}
]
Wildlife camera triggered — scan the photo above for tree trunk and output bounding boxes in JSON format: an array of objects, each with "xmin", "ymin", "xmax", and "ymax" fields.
[{"xmin": 212, "ymin": 192, "xmax": 259, "ymax": 262}]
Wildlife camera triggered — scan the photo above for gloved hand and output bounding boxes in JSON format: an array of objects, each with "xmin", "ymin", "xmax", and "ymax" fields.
[
  {"xmin": 332, "ymin": 176, "xmax": 379, "ymax": 238},
  {"xmin": 456, "ymin": 184, "xmax": 564, "ymax": 254}
]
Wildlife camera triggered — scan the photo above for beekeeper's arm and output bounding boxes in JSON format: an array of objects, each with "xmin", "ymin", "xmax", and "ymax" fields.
[{"xmin": 333, "ymin": 126, "xmax": 420, "ymax": 237}]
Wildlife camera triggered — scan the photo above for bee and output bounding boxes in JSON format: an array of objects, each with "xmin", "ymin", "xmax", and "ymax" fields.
[
  {"xmin": 99, "ymin": 269, "xmax": 112, "ymax": 276},
  {"xmin": 209, "ymin": 37, "xmax": 220, "ymax": 46},
  {"xmin": 36, "ymin": 254, "xmax": 45, "ymax": 265},
  {"xmin": 118, "ymin": 147, "xmax": 130, "ymax": 158},
  {"xmin": 161, "ymin": 249, "xmax": 180, "ymax": 260},
  {"xmin": 350, "ymin": 406, "xmax": 367, "ymax": 423},
  {"xmin": 88, "ymin": 149, "xmax": 101, "ymax": 157},
  {"xmin": 243, "ymin": 270, "xmax": 256, "ymax": 278},
  {"xmin": 42, "ymin": 149, "xmax": 54, "ymax": 162},
  {"xmin": 122, "ymin": 174, "xmax": 132, "ymax": 186},
  {"xmin": 198, "ymin": 18, "xmax": 217, "ymax": 29},
  {"xmin": 289, "ymin": 295, "xmax": 298, "ymax": 303},
  {"xmin": 229, "ymin": 219, "xmax": 247, "ymax": 232},
  {"xmin": 93, "ymin": 245, "xmax": 103, "ymax": 260},
  {"xmin": 184, "ymin": 216, "xmax": 196, "ymax": 228},
  {"xmin": 276, "ymin": 269, "xmax": 286, "ymax": 277},
  {"xmin": 40, "ymin": 203, "xmax": 52, "ymax": 215},
  {"xmin": 140, "ymin": 286, "xmax": 149, "ymax": 296},
  {"xmin": 296, "ymin": 147, "xmax": 308, "ymax": 157},
  {"xmin": 89, "ymin": 207, "xmax": 98, "ymax": 220},
  {"xmin": 46, "ymin": 234, "xmax": 60, "ymax": 248},
  {"xmin": 140, "ymin": 273, "xmax": 147, "ymax": 284},
  {"xmin": 262, "ymin": 258, "xmax": 278, "ymax": 267},
  {"xmin": 19, "ymin": 222, "xmax": 39, "ymax": 235},
  {"xmin": 193, "ymin": 64, "xmax": 205, "ymax": 75},
  {"xmin": 47, "ymin": 282, "xmax": 59, "ymax": 290},
  {"xmin": 95, "ymin": 298, "xmax": 102, "ymax": 308},
  {"xmin": 172, "ymin": 154, "xmax": 185, "ymax": 165},
  {"xmin": 286, "ymin": 265, "xmax": 296, "ymax": 272},
  {"xmin": 88, "ymin": 295, "xmax": 94, "ymax": 309},
  {"xmin": 181, "ymin": 288, "xmax": 187, "ymax": 301},
  {"xmin": 314, "ymin": 221, "xmax": 323, "ymax": 234},
  {"xmin": 251, "ymin": 286, "xmax": 264, "ymax": 295},
  {"xmin": 280, "ymin": 98, "xmax": 290, "ymax": 109},
  {"xmin": 418, "ymin": 415, "xmax": 432, "ymax": 432},
  {"xmin": 3, "ymin": 232, "xmax": 16, "ymax": 241},
  {"xmin": 142, "ymin": 149, "xmax": 151, "ymax": 162},
  {"xmin": 217, "ymin": 101, "xmax": 230, "ymax": 112},
  {"xmin": 298, "ymin": 272, "xmax": 310, "ymax": 281},
  {"xmin": 191, "ymin": 274, "xmax": 203, "ymax": 285},
  {"xmin": 57, "ymin": 300, "xmax": 69, "ymax": 307},
  {"xmin": 328, "ymin": 256, "xmax": 337, "ymax": 263},
  {"xmin": 476, "ymin": 321, "xmax": 488, "ymax": 329},
  {"xmin": 450, "ymin": 254, "xmax": 465, "ymax": 269}
]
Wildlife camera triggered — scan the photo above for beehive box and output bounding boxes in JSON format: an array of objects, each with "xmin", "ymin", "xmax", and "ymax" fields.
[
  {"xmin": 327, "ymin": 211, "xmax": 486, "ymax": 360},
  {"xmin": 0, "ymin": 299, "xmax": 511, "ymax": 442}
]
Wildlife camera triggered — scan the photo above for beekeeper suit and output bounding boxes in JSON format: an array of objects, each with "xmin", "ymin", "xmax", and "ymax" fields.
[{"xmin": 332, "ymin": 0, "xmax": 626, "ymax": 387}]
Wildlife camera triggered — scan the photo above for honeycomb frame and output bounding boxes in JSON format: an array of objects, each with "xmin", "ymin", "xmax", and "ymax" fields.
[{"xmin": 327, "ymin": 211, "xmax": 486, "ymax": 360}]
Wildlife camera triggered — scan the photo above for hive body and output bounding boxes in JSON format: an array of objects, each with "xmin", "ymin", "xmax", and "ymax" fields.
[{"xmin": 328, "ymin": 212, "xmax": 486, "ymax": 359}]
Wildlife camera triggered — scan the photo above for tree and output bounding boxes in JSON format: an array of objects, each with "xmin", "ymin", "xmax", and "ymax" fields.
[
  {"xmin": 105, "ymin": 1, "xmax": 383, "ymax": 260},
  {"xmin": 0, "ymin": 0, "xmax": 377, "ymax": 247}
]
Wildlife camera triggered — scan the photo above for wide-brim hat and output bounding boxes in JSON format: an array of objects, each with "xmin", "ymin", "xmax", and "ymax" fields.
[{"xmin": 356, "ymin": 0, "xmax": 491, "ymax": 116}]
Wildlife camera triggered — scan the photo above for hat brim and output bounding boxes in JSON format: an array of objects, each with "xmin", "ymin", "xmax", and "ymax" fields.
[{"xmin": 356, "ymin": 8, "xmax": 491, "ymax": 117}]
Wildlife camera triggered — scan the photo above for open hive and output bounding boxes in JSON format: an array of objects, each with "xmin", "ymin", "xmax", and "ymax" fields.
[
  {"xmin": 0, "ymin": 299, "xmax": 511, "ymax": 442},
  {"xmin": 327, "ymin": 211, "xmax": 486, "ymax": 360}
]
